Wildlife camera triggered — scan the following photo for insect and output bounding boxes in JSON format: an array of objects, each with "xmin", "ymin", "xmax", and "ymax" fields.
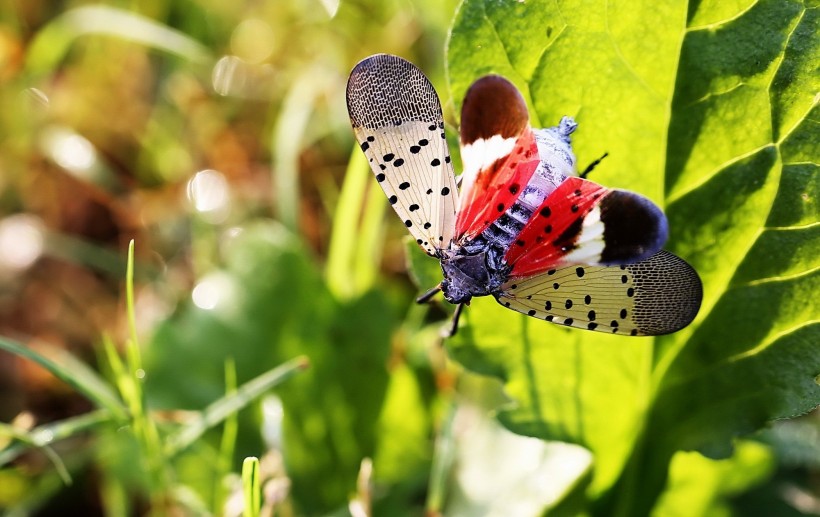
[{"xmin": 346, "ymin": 54, "xmax": 702, "ymax": 336}]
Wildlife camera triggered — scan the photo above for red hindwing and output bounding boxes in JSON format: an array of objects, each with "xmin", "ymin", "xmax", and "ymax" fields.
[
  {"xmin": 455, "ymin": 129, "xmax": 540, "ymax": 240},
  {"xmin": 455, "ymin": 75, "xmax": 535, "ymax": 242},
  {"xmin": 505, "ymin": 176, "xmax": 610, "ymax": 277}
]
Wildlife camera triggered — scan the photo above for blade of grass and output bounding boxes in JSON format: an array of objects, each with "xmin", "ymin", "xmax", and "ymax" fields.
[
  {"xmin": 101, "ymin": 240, "xmax": 167, "ymax": 506},
  {"xmin": 215, "ymin": 358, "xmax": 239, "ymax": 512},
  {"xmin": 242, "ymin": 456, "xmax": 261, "ymax": 517},
  {"xmin": 0, "ymin": 336, "xmax": 126, "ymax": 420},
  {"xmin": 164, "ymin": 356, "xmax": 310, "ymax": 456},
  {"xmin": 24, "ymin": 5, "xmax": 212, "ymax": 78},
  {"xmin": 99, "ymin": 468, "xmax": 129, "ymax": 517},
  {"xmin": 426, "ymin": 400, "xmax": 457, "ymax": 515},
  {"xmin": 101, "ymin": 243, "xmax": 155, "ymax": 461},
  {"xmin": 352, "ymin": 180, "xmax": 388, "ymax": 296},
  {"xmin": 101, "ymin": 335, "xmax": 128, "ymax": 396},
  {"xmin": 125, "ymin": 239, "xmax": 140, "ymax": 364},
  {"xmin": 0, "ymin": 410, "xmax": 111, "ymax": 469},
  {"xmin": 325, "ymin": 145, "xmax": 370, "ymax": 298},
  {"xmin": 271, "ymin": 66, "xmax": 330, "ymax": 231}
]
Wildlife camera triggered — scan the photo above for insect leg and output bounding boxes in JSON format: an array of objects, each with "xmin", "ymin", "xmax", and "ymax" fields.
[
  {"xmin": 416, "ymin": 285, "xmax": 442, "ymax": 304},
  {"xmin": 445, "ymin": 303, "xmax": 466, "ymax": 337}
]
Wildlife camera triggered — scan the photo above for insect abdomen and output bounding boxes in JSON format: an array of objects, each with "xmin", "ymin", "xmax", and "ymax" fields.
[{"xmin": 479, "ymin": 203, "xmax": 533, "ymax": 248}]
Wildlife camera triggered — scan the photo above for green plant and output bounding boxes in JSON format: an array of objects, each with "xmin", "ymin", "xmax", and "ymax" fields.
[
  {"xmin": 441, "ymin": 0, "xmax": 818, "ymax": 514},
  {"xmin": 0, "ymin": 242, "xmax": 307, "ymax": 514},
  {"xmin": 0, "ymin": 0, "xmax": 816, "ymax": 515}
]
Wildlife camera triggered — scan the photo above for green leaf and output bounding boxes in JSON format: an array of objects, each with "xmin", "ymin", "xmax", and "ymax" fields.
[
  {"xmin": 449, "ymin": 303, "xmax": 652, "ymax": 497},
  {"xmin": 652, "ymin": 440, "xmax": 775, "ymax": 516},
  {"xmin": 444, "ymin": 0, "xmax": 819, "ymax": 514}
]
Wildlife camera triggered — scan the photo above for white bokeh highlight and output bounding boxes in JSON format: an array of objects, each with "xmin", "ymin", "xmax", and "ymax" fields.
[
  {"xmin": 0, "ymin": 214, "xmax": 45, "ymax": 272},
  {"xmin": 186, "ymin": 169, "xmax": 230, "ymax": 223},
  {"xmin": 191, "ymin": 271, "xmax": 237, "ymax": 312},
  {"xmin": 40, "ymin": 126, "xmax": 99, "ymax": 180}
]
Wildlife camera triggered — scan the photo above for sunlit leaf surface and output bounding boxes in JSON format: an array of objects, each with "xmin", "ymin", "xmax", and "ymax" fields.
[{"xmin": 442, "ymin": 0, "xmax": 818, "ymax": 513}]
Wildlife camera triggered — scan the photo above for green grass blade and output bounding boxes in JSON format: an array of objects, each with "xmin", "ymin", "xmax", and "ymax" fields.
[
  {"xmin": 125, "ymin": 240, "xmax": 140, "ymax": 360},
  {"xmin": 242, "ymin": 456, "xmax": 261, "ymax": 517},
  {"xmin": 125, "ymin": 241, "xmax": 166, "ymax": 497},
  {"xmin": 164, "ymin": 356, "xmax": 310, "ymax": 456},
  {"xmin": 426, "ymin": 401, "xmax": 457, "ymax": 514},
  {"xmin": 325, "ymin": 145, "xmax": 370, "ymax": 298},
  {"xmin": 24, "ymin": 5, "xmax": 212, "ymax": 78},
  {"xmin": 0, "ymin": 337, "xmax": 126, "ymax": 420},
  {"xmin": 215, "ymin": 358, "xmax": 239, "ymax": 512},
  {"xmin": 352, "ymin": 180, "xmax": 387, "ymax": 295},
  {"xmin": 0, "ymin": 410, "xmax": 111, "ymax": 469},
  {"xmin": 271, "ymin": 67, "xmax": 328, "ymax": 231},
  {"xmin": 101, "ymin": 335, "xmax": 127, "ymax": 396}
]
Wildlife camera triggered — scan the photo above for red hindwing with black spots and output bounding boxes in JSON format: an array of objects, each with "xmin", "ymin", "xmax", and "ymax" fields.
[
  {"xmin": 505, "ymin": 176, "xmax": 609, "ymax": 277},
  {"xmin": 455, "ymin": 75, "xmax": 537, "ymax": 241},
  {"xmin": 455, "ymin": 129, "xmax": 540, "ymax": 240}
]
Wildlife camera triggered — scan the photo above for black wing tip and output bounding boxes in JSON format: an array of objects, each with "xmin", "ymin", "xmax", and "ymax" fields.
[
  {"xmin": 346, "ymin": 54, "xmax": 404, "ymax": 126},
  {"xmin": 349, "ymin": 53, "xmax": 404, "ymax": 78},
  {"xmin": 630, "ymin": 250, "xmax": 703, "ymax": 335},
  {"xmin": 599, "ymin": 190, "xmax": 669, "ymax": 265},
  {"xmin": 346, "ymin": 54, "xmax": 441, "ymax": 128}
]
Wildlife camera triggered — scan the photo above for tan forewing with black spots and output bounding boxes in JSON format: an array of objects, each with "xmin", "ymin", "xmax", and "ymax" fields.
[
  {"xmin": 347, "ymin": 54, "xmax": 458, "ymax": 255},
  {"xmin": 496, "ymin": 250, "xmax": 702, "ymax": 336}
]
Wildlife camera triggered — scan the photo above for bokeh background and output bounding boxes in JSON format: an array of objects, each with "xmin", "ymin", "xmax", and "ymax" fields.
[{"xmin": 1, "ymin": 1, "xmax": 460, "ymax": 514}]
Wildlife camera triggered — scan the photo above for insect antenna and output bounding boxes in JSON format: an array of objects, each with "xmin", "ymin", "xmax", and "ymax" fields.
[{"xmin": 580, "ymin": 152, "xmax": 609, "ymax": 178}]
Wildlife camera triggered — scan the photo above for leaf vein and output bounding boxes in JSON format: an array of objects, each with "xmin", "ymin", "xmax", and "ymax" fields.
[
  {"xmin": 728, "ymin": 320, "xmax": 820, "ymax": 363},
  {"xmin": 604, "ymin": 0, "xmax": 661, "ymax": 101},
  {"xmin": 731, "ymin": 263, "xmax": 820, "ymax": 288},
  {"xmin": 685, "ymin": 0, "xmax": 761, "ymax": 32},
  {"xmin": 667, "ymin": 143, "xmax": 776, "ymax": 204}
]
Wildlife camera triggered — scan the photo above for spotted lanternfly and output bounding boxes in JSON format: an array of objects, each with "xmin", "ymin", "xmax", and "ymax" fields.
[{"xmin": 346, "ymin": 54, "xmax": 702, "ymax": 336}]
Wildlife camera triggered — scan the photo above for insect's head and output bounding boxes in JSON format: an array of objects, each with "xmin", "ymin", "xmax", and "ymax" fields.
[
  {"xmin": 556, "ymin": 116, "xmax": 577, "ymax": 140},
  {"xmin": 439, "ymin": 249, "xmax": 499, "ymax": 305},
  {"xmin": 439, "ymin": 277, "xmax": 472, "ymax": 305}
]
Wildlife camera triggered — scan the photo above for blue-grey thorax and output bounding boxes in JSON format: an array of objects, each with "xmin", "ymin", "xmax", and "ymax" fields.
[{"xmin": 439, "ymin": 117, "xmax": 578, "ymax": 305}]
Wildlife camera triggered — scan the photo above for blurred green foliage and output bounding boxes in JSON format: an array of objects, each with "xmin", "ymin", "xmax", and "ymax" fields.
[{"xmin": 0, "ymin": 0, "xmax": 817, "ymax": 516}]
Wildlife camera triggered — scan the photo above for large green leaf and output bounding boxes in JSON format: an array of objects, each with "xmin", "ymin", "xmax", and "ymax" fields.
[{"xmin": 444, "ymin": 0, "xmax": 818, "ymax": 514}]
